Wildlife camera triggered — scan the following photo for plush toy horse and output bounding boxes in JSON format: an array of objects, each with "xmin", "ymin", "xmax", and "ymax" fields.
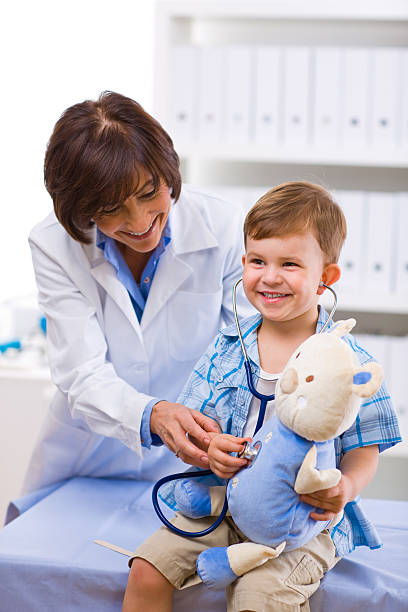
[{"xmin": 173, "ymin": 319, "xmax": 383, "ymax": 588}]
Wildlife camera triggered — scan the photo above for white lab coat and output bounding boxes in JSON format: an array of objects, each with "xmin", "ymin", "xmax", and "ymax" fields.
[{"xmin": 23, "ymin": 185, "xmax": 251, "ymax": 494}]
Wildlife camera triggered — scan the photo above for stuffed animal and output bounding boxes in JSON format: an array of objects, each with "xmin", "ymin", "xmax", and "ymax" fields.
[{"xmin": 173, "ymin": 319, "xmax": 383, "ymax": 588}]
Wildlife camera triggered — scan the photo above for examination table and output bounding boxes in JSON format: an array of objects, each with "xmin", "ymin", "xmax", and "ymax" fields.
[{"xmin": 0, "ymin": 477, "xmax": 406, "ymax": 611}]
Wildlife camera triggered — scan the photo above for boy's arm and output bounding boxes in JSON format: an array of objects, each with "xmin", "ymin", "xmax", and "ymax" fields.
[{"xmin": 299, "ymin": 444, "xmax": 379, "ymax": 521}]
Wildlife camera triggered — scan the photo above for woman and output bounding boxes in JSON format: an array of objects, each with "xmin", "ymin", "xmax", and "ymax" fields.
[{"xmin": 23, "ymin": 91, "xmax": 250, "ymax": 494}]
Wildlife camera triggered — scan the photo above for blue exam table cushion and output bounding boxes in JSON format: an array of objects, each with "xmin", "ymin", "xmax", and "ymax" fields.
[{"xmin": 0, "ymin": 478, "xmax": 407, "ymax": 611}]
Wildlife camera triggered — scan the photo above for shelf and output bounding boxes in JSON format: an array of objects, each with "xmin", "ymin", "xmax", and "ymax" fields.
[
  {"xmin": 177, "ymin": 145, "xmax": 408, "ymax": 169},
  {"xmin": 157, "ymin": 1, "xmax": 408, "ymax": 22},
  {"xmin": 320, "ymin": 292, "xmax": 408, "ymax": 316}
]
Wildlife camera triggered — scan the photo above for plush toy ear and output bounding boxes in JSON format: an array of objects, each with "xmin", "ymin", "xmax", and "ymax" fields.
[
  {"xmin": 280, "ymin": 367, "xmax": 298, "ymax": 394},
  {"xmin": 329, "ymin": 318, "xmax": 356, "ymax": 338},
  {"xmin": 352, "ymin": 362, "xmax": 383, "ymax": 398}
]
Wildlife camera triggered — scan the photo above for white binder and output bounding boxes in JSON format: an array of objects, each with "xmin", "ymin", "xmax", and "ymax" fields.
[
  {"xmin": 395, "ymin": 192, "xmax": 408, "ymax": 294},
  {"xmin": 336, "ymin": 190, "xmax": 365, "ymax": 292},
  {"xmin": 254, "ymin": 46, "xmax": 282, "ymax": 146},
  {"xmin": 169, "ymin": 45, "xmax": 197, "ymax": 145},
  {"xmin": 313, "ymin": 47, "xmax": 341, "ymax": 148},
  {"xmin": 341, "ymin": 48, "xmax": 370, "ymax": 149},
  {"xmin": 389, "ymin": 336, "xmax": 408, "ymax": 437},
  {"xmin": 370, "ymin": 48, "xmax": 401, "ymax": 150},
  {"xmin": 365, "ymin": 192, "xmax": 395, "ymax": 292},
  {"xmin": 282, "ymin": 46, "xmax": 311, "ymax": 147},
  {"xmin": 224, "ymin": 45, "xmax": 252, "ymax": 144},
  {"xmin": 197, "ymin": 46, "xmax": 224, "ymax": 144},
  {"xmin": 401, "ymin": 49, "xmax": 408, "ymax": 150}
]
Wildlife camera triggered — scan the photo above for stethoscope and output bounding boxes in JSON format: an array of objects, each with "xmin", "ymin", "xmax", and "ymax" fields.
[{"xmin": 152, "ymin": 280, "xmax": 338, "ymax": 538}]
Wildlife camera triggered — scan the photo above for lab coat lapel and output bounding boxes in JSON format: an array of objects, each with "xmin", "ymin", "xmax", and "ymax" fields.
[
  {"xmin": 140, "ymin": 250, "xmax": 192, "ymax": 331},
  {"xmin": 90, "ymin": 259, "xmax": 143, "ymax": 342},
  {"xmin": 82, "ymin": 226, "xmax": 142, "ymax": 341}
]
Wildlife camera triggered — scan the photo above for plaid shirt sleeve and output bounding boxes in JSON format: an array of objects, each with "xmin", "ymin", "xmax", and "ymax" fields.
[
  {"xmin": 337, "ymin": 336, "xmax": 402, "ymax": 459},
  {"xmin": 341, "ymin": 379, "xmax": 401, "ymax": 454}
]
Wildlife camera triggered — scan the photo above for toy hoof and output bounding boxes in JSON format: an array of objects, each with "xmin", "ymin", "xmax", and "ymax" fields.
[{"xmin": 197, "ymin": 547, "xmax": 237, "ymax": 589}]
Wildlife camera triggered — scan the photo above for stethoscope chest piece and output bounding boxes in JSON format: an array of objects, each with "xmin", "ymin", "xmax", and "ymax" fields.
[{"xmin": 239, "ymin": 440, "xmax": 262, "ymax": 466}]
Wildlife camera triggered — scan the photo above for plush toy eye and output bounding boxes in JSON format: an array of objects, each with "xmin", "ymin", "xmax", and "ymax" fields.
[
  {"xmin": 305, "ymin": 375, "xmax": 314, "ymax": 382},
  {"xmin": 295, "ymin": 352, "xmax": 300, "ymax": 359}
]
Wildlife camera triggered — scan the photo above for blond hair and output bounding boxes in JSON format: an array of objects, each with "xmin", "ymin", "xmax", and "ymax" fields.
[{"xmin": 244, "ymin": 181, "xmax": 347, "ymax": 263}]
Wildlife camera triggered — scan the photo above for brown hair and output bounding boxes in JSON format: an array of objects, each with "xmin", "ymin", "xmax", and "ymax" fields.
[
  {"xmin": 244, "ymin": 181, "xmax": 347, "ymax": 263},
  {"xmin": 44, "ymin": 91, "xmax": 181, "ymax": 243}
]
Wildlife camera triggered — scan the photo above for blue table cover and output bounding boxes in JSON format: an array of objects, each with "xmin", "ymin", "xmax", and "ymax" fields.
[{"xmin": 0, "ymin": 477, "xmax": 406, "ymax": 611}]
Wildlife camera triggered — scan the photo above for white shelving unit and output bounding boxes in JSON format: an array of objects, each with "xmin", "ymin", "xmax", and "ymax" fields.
[
  {"xmin": 169, "ymin": 145, "xmax": 408, "ymax": 169},
  {"xmin": 154, "ymin": 0, "xmax": 408, "ymax": 464}
]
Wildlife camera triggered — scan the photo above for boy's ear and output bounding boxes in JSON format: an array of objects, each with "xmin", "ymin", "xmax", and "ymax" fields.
[{"xmin": 317, "ymin": 263, "xmax": 341, "ymax": 295}]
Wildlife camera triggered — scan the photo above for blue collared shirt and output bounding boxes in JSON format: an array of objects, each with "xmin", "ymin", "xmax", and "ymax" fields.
[
  {"xmin": 96, "ymin": 224, "xmax": 171, "ymax": 448},
  {"xmin": 160, "ymin": 306, "xmax": 401, "ymax": 556}
]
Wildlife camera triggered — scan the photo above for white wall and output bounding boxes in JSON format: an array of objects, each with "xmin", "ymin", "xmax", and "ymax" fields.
[{"xmin": 1, "ymin": 0, "xmax": 155, "ymax": 300}]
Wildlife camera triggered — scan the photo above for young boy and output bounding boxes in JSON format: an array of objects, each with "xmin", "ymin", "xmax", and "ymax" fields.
[{"xmin": 123, "ymin": 182, "xmax": 401, "ymax": 612}]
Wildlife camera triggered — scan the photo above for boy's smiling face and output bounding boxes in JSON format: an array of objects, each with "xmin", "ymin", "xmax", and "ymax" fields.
[{"xmin": 242, "ymin": 231, "xmax": 339, "ymax": 326}]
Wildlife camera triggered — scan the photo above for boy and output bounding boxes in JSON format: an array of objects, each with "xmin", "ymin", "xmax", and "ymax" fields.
[{"xmin": 123, "ymin": 182, "xmax": 401, "ymax": 612}]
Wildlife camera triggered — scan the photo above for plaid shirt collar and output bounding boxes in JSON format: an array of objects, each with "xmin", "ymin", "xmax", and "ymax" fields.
[{"xmin": 212, "ymin": 306, "xmax": 333, "ymax": 388}]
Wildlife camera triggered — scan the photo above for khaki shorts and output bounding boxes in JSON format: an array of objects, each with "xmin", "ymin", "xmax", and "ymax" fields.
[{"xmin": 130, "ymin": 513, "xmax": 339, "ymax": 612}]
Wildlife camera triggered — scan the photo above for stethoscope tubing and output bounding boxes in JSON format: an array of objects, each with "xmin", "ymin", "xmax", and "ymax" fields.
[
  {"xmin": 152, "ymin": 469, "xmax": 229, "ymax": 537},
  {"xmin": 152, "ymin": 279, "xmax": 337, "ymax": 538}
]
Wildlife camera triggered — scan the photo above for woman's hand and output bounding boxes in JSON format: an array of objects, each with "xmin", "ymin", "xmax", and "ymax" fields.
[
  {"xmin": 150, "ymin": 401, "xmax": 221, "ymax": 468},
  {"xmin": 207, "ymin": 433, "xmax": 251, "ymax": 479}
]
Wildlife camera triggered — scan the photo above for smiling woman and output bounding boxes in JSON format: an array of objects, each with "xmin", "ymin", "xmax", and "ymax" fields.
[{"xmin": 23, "ymin": 91, "xmax": 252, "ymax": 497}]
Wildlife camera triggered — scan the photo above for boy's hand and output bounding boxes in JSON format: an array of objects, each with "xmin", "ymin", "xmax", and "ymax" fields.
[
  {"xmin": 299, "ymin": 474, "xmax": 353, "ymax": 521},
  {"xmin": 207, "ymin": 433, "xmax": 252, "ymax": 479}
]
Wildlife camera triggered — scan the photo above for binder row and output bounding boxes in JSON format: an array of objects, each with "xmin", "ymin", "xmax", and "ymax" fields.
[
  {"xmin": 205, "ymin": 186, "xmax": 408, "ymax": 295},
  {"xmin": 334, "ymin": 190, "xmax": 408, "ymax": 296},
  {"xmin": 355, "ymin": 334, "xmax": 408, "ymax": 437},
  {"xmin": 169, "ymin": 44, "xmax": 408, "ymax": 150}
]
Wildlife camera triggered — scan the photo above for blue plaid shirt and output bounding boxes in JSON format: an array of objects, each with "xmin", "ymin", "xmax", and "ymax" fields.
[{"xmin": 163, "ymin": 307, "xmax": 401, "ymax": 556}]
